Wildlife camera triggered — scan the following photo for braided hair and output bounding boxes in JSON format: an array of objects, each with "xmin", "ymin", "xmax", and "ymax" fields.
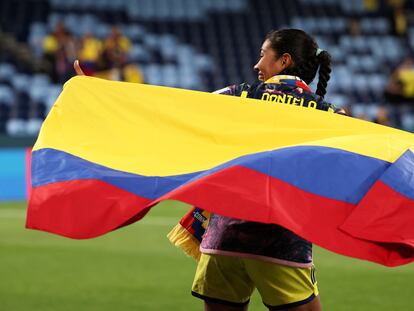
[{"xmin": 265, "ymin": 29, "xmax": 332, "ymax": 98}]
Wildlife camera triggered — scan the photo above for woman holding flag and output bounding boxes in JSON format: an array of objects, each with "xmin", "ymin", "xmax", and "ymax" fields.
[
  {"xmin": 187, "ymin": 29, "xmax": 342, "ymax": 311},
  {"xmin": 73, "ymin": 28, "xmax": 339, "ymax": 311}
]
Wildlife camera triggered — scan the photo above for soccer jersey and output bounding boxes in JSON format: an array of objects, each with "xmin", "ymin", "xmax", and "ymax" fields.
[{"xmin": 200, "ymin": 75, "xmax": 340, "ymax": 267}]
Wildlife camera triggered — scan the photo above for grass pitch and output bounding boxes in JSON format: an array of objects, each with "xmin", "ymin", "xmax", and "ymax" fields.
[{"xmin": 1, "ymin": 201, "xmax": 413, "ymax": 311}]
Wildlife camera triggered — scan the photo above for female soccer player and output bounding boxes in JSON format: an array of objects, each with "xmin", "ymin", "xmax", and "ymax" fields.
[
  {"xmin": 191, "ymin": 29, "xmax": 342, "ymax": 311},
  {"xmin": 74, "ymin": 29, "xmax": 340, "ymax": 311}
]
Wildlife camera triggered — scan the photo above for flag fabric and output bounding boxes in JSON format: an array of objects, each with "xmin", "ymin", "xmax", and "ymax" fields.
[
  {"xmin": 27, "ymin": 76, "xmax": 414, "ymax": 266},
  {"xmin": 167, "ymin": 207, "xmax": 210, "ymax": 261}
]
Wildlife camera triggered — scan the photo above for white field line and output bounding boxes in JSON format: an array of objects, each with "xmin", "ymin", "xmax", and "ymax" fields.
[{"xmin": 0, "ymin": 209, "xmax": 179, "ymax": 226}]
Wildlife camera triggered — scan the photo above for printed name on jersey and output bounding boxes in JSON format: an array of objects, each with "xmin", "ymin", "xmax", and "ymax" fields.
[{"xmin": 260, "ymin": 92, "xmax": 334, "ymax": 112}]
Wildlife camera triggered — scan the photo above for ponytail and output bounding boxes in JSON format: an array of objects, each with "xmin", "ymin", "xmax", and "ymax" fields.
[{"xmin": 315, "ymin": 50, "xmax": 332, "ymax": 99}]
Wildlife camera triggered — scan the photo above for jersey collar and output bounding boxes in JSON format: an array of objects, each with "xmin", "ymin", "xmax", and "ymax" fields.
[{"xmin": 264, "ymin": 75, "xmax": 311, "ymax": 93}]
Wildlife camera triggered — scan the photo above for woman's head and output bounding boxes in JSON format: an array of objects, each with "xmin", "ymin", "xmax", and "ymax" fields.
[{"xmin": 254, "ymin": 29, "xmax": 332, "ymax": 98}]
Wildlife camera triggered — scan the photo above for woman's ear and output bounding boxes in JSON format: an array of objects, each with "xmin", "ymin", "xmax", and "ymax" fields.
[{"xmin": 281, "ymin": 53, "xmax": 293, "ymax": 68}]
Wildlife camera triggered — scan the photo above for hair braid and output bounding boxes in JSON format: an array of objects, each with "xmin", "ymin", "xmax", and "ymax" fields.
[{"xmin": 315, "ymin": 50, "xmax": 332, "ymax": 98}]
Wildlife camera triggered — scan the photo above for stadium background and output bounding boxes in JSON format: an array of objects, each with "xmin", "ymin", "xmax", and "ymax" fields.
[{"xmin": 1, "ymin": 0, "xmax": 414, "ymax": 310}]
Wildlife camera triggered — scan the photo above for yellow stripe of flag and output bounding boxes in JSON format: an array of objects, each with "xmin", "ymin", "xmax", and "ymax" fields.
[{"xmin": 34, "ymin": 76, "xmax": 414, "ymax": 176}]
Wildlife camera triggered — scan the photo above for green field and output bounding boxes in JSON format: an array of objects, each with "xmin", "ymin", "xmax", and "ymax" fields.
[{"xmin": 1, "ymin": 201, "xmax": 413, "ymax": 311}]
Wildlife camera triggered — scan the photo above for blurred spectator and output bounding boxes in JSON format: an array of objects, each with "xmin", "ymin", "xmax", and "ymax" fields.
[
  {"xmin": 385, "ymin": 57, "xmax": 414, "ymax": 127},
  {"xmin": 42, "ymin": 21, "xmax": 77, "ymax": 83},
  {"xmin": 42, "ymin": 23, "xmax": 143, "ymax": 84},
  {"xmin": 393, "ymin": 6, "xmax": 408, "ymax": 36},
  {"xmin": 78, "ymin": 32, "xmax": 102, "ymax": 76},
  {"xmin": 387, "ymin": 0, "xmax": 408, "ymax": 36},
  {"xmin": 398, "ymin": 60, "xmax": 414, "ymax": 99},
  {"xmin": 373, "ymin": 106, "xmax": 392, "ymax": 126},
  {"xmin": 385, "ymin": 57, "xmax": 414, "ymax": 103},
  {"xmin": 363, "ymin": 0, "xmax": 380, "ymax": 12},
  {"xmin": 88, "ymin": 26, "xmax": 143, "ymax": 83},
  {"xmin": 92, "ymin": 62, "xmax": 144, "ymax": 83},
  {"xmin": 101, "ymin": 26, "xmax": 131, "ymax": 70},
  {"xmin": 122, "ymin": 64, "xmax": 144, "ymax": 83}
]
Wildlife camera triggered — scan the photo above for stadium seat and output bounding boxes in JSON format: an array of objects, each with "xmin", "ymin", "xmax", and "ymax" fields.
[
  {"xmin": 6, "ymin": 118, "xmax": 27, "ymax": 136},
  {"xmin": 26, "ymin": 118, "xmax": 43, "ymax": 135},
  {"xmin": 0, "ymin": 85, "xmax": 15, "ymax": 105},
  {"xmin": 0, "ymin": 63, "xmax": 16, "ymax": 81}
]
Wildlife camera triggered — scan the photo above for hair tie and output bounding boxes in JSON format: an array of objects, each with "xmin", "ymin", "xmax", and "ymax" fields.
[{"xmin": 316, "ymin": 48, "xmax": 324, "ymax": 56}]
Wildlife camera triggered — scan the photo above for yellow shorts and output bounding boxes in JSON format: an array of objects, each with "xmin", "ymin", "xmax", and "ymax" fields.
[{"xmin": 192, "ymin": 253, "xmax": 318, "ymax": 308}]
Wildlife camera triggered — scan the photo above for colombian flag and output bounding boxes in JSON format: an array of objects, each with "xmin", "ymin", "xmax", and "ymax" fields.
[{"xmin": 27, "ymin": 76, "xmax": 414, "ymax": 266}]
